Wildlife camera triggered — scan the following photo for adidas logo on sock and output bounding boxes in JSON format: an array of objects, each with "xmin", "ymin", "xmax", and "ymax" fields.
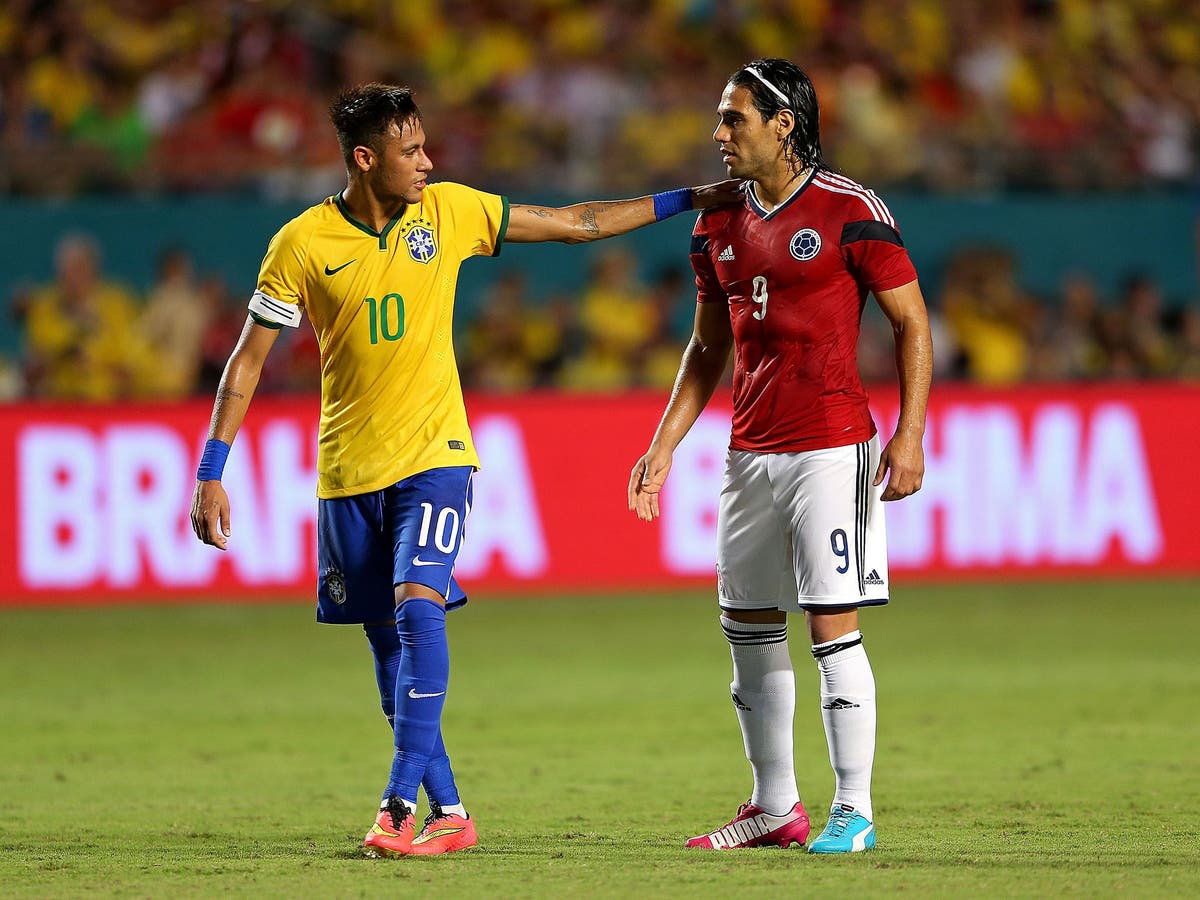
[
  {"xmin": 822, "ymin": 697, "xmax": 861, "ymax": 710},
  {"xmin": 731, "ymin": 691, "xmax": 752, "ymax": 711},
  {"xmin": 717, "ymin": 245, "xmax": 735, "ymax": 261},
  {"xmin": 864, "ymin": 569, "xmax": 884, "ymax": 586}
]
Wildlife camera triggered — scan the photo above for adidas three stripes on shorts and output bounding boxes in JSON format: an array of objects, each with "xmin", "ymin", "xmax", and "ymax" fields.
[{"xmin": 716, "ymin": 437, "xmax": 889, "ymax": 613}]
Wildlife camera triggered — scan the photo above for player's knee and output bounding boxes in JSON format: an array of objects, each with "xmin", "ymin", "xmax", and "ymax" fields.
[
  {"xmin": 721, "ymin": 608, "xmax": 787, "ymax": 626},
  {"xmin": 806, "ymin": 608, "xmax": 859, "ymax": 644},
  {"xmin": 395, "ymin": 595, "xmax": 446, "ymax": 639},
  {"xmin": 363, "ymin": 622, "xmax": 400, "ymax": 654},
  {"xmin": 394, "ymin": 581, "xmax": 446, "ymax": 608}
]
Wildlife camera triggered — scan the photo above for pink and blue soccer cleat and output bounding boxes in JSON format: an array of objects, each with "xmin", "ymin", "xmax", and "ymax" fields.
[
  {"xmin": 808, "ymin": 803, "xmax": 875, "ymax": 853},
  {"xmin": 685, "ymin": 799, "xmax": 810, "ymax": 849}
]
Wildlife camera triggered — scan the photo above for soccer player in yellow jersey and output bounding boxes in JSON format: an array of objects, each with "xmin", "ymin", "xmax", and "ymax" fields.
[{"xmin": 190, "ymin": 83, "xmax": 737, "ymax": 857}]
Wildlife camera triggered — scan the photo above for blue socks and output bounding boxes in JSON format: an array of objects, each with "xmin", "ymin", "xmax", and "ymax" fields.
[
  {"xmin": 364, "ymin": 624, "xmax": 402, "ymax": 728},
  {"xmin": 364, "ymin": 620, "xmax": 460, "ymax": 807},
  {"xmin": 423, "ymin": 730, "xmax": 460, "ymax": 808},
  {"xmin": 367, "ymin": 599, "xmax": 456, "ymax": 806}
]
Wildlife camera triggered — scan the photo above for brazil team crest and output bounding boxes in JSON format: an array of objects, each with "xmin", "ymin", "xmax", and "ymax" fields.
[
  {"xmin": 403, "ymin": 220, "xmax": 438, "ymax": 264},
  {"xmin": 789, "ymin": 228, "xmax": 821, "ymax": 261},
  {"xmin": 325, "ymin": 568, "xmax": 347, "ymax": 605}
]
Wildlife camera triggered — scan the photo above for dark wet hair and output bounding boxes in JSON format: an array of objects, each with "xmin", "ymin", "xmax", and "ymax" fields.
[
  {"xmin": 329, "ymin": 83, "xmax": 422, "ymax": 164},
  {"xmin": 728, "ymin": 58, "xmax": 824, "ymax": 173}
]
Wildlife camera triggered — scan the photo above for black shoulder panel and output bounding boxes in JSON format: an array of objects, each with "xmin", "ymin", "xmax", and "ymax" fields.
[{"xmin": 841, "ymin": 220, "xmax": 903, "ymax": 247}]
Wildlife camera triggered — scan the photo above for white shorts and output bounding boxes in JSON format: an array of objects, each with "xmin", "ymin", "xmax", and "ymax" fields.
[{"xmin": 716, "ymin": 438, "xmax": 889, "ymax": 613}]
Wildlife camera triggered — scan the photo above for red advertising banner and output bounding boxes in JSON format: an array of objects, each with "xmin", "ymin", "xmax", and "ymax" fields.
[{"xmin": 1, "ymin": 383, "xmax": 1197, "ymax": 605}]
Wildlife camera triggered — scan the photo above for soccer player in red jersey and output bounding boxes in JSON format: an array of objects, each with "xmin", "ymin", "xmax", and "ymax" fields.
[{"xmin": 629, "ymin": 59, "xmax": 933, "ymax": 854}]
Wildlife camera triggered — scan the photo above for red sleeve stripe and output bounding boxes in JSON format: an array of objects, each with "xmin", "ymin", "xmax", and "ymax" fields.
[{"xmin": 813, "ymin": 173, "xmax": 896, "ymax": 228}]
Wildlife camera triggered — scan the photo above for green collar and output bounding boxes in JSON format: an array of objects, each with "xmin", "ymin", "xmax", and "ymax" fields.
[{"xmin": 335, "ymin": 192, "xmax": 405, "ymax": 250}]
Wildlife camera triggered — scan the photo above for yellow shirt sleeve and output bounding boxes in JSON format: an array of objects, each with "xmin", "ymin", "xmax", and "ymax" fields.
[
  {"xmin": 433, "ymin": 182, "xmax": 510, "ymax": 261},
  {"xmin": 250, "ymin": 216, "xmax": 310, "ymax": 326}
]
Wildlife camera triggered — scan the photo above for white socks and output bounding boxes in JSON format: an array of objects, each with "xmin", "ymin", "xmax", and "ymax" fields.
[
  {"xmin": 720, "ymin": 617, "xmax": 878, "ymax": 821},
  {"xmin": 811, "ymin": 630, "xmax": 876, "ymax": 821},
  {"xmin": 720, "ymin": 616, "xmax": 800, "ymax": 816}
]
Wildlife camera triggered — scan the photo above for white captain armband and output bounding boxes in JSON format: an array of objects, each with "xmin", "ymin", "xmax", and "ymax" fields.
[{"xmin": 248, "ymin": 290, "xmax": 302, "ymax": 328}]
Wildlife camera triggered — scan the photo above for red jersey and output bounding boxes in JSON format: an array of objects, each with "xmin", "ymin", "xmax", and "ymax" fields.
[{"xmin": 690, "ymin": 168, "xmax": 918, "ymax": 453}]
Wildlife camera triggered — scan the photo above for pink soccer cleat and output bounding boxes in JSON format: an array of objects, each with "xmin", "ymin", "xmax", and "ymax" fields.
[
  {"xmin": 407, "ymin": 802, "xmax": 478, "ymax": 856},
  {"xmin": 363, "ymin": 797, "xmax": 417, "ymax": 857},
  {"xmin": 685, "ymin": 799, "xmax": 810, "ymax": 849}
]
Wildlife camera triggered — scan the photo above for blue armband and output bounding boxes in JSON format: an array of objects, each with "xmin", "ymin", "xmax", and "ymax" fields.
[
  {"xmin": 196, "ymin": 439, "xmax": 231, "ymax": 482},
  {"xmin": 652, "ymin": 188, "xmax": 693, "ymax": 221}
]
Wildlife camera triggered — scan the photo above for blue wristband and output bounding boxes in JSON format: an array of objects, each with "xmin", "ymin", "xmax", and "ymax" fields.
[
  {"xmin": 197, "ymin": 439, "xmax": 231, "ymax": 482},
  {"xmin": 652, "ymin": 188, "xmax": 693, "ymax": 221}
]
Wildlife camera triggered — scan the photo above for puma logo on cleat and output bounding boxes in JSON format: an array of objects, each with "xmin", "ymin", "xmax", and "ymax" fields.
[
  {"xmin": 408, "ymin": 688, "xmax": 446, "ymax": 699},
  {"xmin": 709, "ymin": 815, "xmax": 770, "ymax": 848},
  {"xmin": 822, "ymin": 697, "xmax": 861, "ymax": 710}
]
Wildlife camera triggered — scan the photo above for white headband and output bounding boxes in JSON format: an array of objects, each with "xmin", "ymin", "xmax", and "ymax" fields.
[{"xmin": 744, "ymin": 66, "xmax": 790, "ymax": 108}]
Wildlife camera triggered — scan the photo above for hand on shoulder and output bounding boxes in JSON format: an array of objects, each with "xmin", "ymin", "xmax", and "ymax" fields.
[{"xmin": 692, "ymin": 179, "xmax": 748, "ymax": 210}]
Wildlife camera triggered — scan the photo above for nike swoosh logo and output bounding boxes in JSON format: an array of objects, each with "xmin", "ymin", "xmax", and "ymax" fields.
[
  {"xmin": 412, "ymin": 827, "xmax": 464, "ymax": 843},
  {"xmin": 324, "ymin": 259, "xmax": 357, "ymax": 275},
  {"xmin": 408, "ymin": 689, "xmax": 446, "ymax": 699},
  {"xmin": 411, "ymin": 556, "xmax": 445, "ymax": 567}
]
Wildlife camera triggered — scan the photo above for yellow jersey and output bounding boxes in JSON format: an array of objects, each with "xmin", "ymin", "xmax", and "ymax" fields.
[{"xmin": 248, "ymin": 182, "xmax": 510, "ymax": 498}]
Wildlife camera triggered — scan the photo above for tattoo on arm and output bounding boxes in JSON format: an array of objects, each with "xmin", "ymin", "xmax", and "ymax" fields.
[
  {"xmin": 210, "ymin": 385, "xmax": 245, "ymax": 426},
  {"xmin": 523, "ymin": 207, "xmax": 553, "ymax": 218},
  {"xmin": 580, "ymin": 206, "xmax": 599, "ymax": 236}
]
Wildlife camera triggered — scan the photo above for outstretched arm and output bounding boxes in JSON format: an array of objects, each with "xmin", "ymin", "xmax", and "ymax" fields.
[
  {"xmin": 190, "ymin": 316, "xmax": 281, "ymax": 549},
  {"xmin": 505, "ymin": 180, "xmax": 743, "ymax": 244},
  {"xmin": 629, "ymin": 299, "xmax": 733, "ymax": 521},
  {"xmin": 872, "ymin": 279, "xmax": 933, "ymax": 501}
]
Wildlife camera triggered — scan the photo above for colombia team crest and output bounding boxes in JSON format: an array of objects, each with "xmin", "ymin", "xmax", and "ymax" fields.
[
  {"xmin": 402, "ymin": 218, "xmax": 438, "ymax": 263},
  {"xmin": 789, "ymin": 228, "xmax": 821, "ymax": 261}
]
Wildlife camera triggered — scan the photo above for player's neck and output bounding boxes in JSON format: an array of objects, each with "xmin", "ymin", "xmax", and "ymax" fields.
[
  {"xmin": 753, "ymin": 165, "xmax": 810, "ymax": 211},
  {"xmin": 340, "ymin": 185, "xmax": 406, "ymax": 233}
]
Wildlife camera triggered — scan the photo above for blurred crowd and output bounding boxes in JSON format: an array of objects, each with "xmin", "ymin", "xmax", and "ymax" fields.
[
  {"xmin": 3, "ymin": 230, "xmax": 1198, "ymax": 403},
  {"xmin": 2, "ymin": 0, "xmax": 1198, "ymax": 400},
  {"xmin": 0, "ymin": 0, "xmax": 1197, "ymax": 196}
]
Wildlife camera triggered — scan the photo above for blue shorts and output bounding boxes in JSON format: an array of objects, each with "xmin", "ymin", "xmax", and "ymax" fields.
[{"xmin": 316, "ymin": 466, "xmax": 474, "ymax": 624}]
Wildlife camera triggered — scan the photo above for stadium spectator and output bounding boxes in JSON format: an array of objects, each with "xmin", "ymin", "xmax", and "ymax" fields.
[
  {"xmin": 556, "ymin": 248, "xmax": 662, "ymax": 391},
  {"xmin": 1174, "ymin": 304, "xmax": 1200, "ymax": 379},
  {"xmin": 460, "ymin": 271, "xmax": 571, "ymax": 391},
  {"xmin": 942, "ymin": 246, "xmax": 1038, "ymax": 384},
  {"xmin": 195, "ymin": 275, "xmax": 246, "ymax": 395},
  {"xmin": 636, "ymin": 265, "xmax": 701, "ymax": 389},
  {"xmin": 72, "ymin": 76, "xmax": 152, "ymax": 180},
  {"xmin": 1116, "ymin": 272, "xmax": 1175, "ymax": 376},
  {"xmin": 139, "ymin": 246, "xmax": 211, "ymax": 399},
  {"xmin": 21, "ymin": 233, "xmax": 149, "ymax": 401},
  {"xmin": 1027, "ymin": 273, "xmax": 1105, "ymax": 381}
]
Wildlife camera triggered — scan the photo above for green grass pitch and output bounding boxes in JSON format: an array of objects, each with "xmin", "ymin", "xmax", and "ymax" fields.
[{"xmin": 1, "ymin": 581, "xmax": 1198, "ymax": 897}]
